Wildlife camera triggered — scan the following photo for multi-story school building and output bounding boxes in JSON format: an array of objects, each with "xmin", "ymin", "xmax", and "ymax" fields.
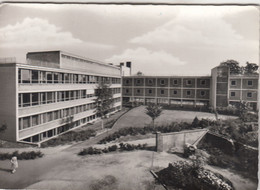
[
  {"xmin": 0, "ymin": 50, "xmax": 258, "ymax": 145},
  {"xmin": 122, "ymin": 65, "xmax": 258, "ymax": 111},
  {"xmin": 0, "ymin": 51, "xmax": 129, "ymax": 145}
]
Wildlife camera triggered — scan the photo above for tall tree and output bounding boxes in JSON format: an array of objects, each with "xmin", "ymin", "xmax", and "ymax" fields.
[
  {"xmin": 243, "ymin": 62, "xmax": 259, "ymax": 74},
  {"xmin": 145, "ymin": 103, "xmax": 162, "ymax": 128},
  {"xmin": 220, "ymin": 60, "xmax": 241, "ymax": 75},
  {"xmin": 95, "ymin": 81, "xmax": 114, "ymax": 129},
  {"xmin": 235, "ymin": 101, "xmax": 250, "ymax": 122}
]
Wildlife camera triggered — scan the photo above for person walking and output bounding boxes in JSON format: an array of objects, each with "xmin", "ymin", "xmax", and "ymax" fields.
[{"xmin": 10, "ymin": 156, "xmax": 18, "ymax": 174}]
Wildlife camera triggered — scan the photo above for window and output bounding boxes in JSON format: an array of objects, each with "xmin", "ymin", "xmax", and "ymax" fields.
[
  {"xmin": 231, "ymin": 80, "xmax": 236, "ymax": 86},
  {"xmin": 22, "ymin": 93, "xmax": 30, "ymax": 107},
  {"xmin": 149, "ymin": 89, "xmax": 152, "ymax": 94},
  {"xmin": 46, "ymin": 72, "xmax": 53, "ymax": 83},
  {"xmin": 18, "ymin": 69, "xmax": 21, "ymax": 83},
  {"xmin": 200, "ymin": 91, "xmax": 205, "ymax": 96},
  {"xmin": 23, "ymin": 117, "xmax": 31, "ymax": 129},
  {"xmin": 73, "ymin": 74, "xmax": 78, "ymax": 83},
  {"xmin": 200, "ymin": 80, "xmax": 206, "ymax": 85},
  {"xmin": 19, "ymin": 118, "xmax": 22, "ymax": 130},
  {"xmin": 173, "ymin": 90, "xmax": 177, "ymax": 95},
  {"xmin": 47, "ymin": 92, "xmax": 54, "ymax": 103},
  {"xmin": 64, "ymin": 73, "xmax": 70, "ymax": 83},
  {"xmin": 136, "ymin": 79, "xmax": 141, "ymax": 84},
  {"xmin": 31, "ymin": 70, "xmax": 39, "ymax": 83},
  {"xmin": 160, "ymin": 79, "xmax": 165, "ymax": 85},
  {"xmin": 32, "ymin": 115, "xmax": 39, "ymax": 126},
  {"xmin": 137, "ymin": 89, "xmax": 141, "ymax": 93},
  {"xmin": 81, "ymin": 90, "xmax": 87, "ymax": 98},
  {"xmin": 40, "ymin": 71, "xmax": 46, "ymax": 83},
  {"xmin": 148, "ymin": 79, "xmax": 153, "ymax": 85},
  {"xmin": 161, "ymin": 90, "xmax": 165, "ymax": 94},
  {"xmin": 31, "ymin": 93, "xmax": 39, "ymax": 106},
  {"xmin": 126, "ymin": 89, "xmax": 129, "ymax": 93},
  {"xmin": 247, "ymin": 92, "xmax": 252, "ymax": 98},
  {"xmin": 54, "ymin": 110, "xmax": 60, "ymax": 120},
  {"xmin": 186, "ymin": 80, "xmax": 192, "ymax": 85},
  {"xmin": 173, "ymin": 80, "xmax": 178, "ymax": 85},
  {"xmin": 47, "ymin": 112, "xmax": 53, "ymax": 122},
  {"xmin": 53, "ymin": 73, "xmax": 59, "ymax": 83},
  {"xmin": 186, "ymin": 91, "xmax": 191, "ymax": 96},
  {"xmin": 70, "ymin": 91, "xmax": 75, "ymax": 100},
  {"xmin": 21, "ymin": 69, "xmax": 30, "ymax": 83},
  {"xmin": 231, "ymin": 92, "xmax": 236, "ymax": 97},
  {"xmin": 248, "ymin": 80, "xmax": 253, "ymax": 86}
]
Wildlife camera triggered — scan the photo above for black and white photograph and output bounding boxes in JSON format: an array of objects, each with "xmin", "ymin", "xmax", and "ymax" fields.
[{"xmin": 0, "ymin": 1, "xmax": 259, "ymax": 190}]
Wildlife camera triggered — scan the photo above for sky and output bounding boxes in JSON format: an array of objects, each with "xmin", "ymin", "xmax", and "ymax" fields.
[{"xmin": 0, "ymin": 4, "xmax": 259, "ymax": 76}]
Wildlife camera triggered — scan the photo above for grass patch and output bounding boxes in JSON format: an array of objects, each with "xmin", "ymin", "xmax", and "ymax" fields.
[{"xmin": 89, "ymin": 175, "xmax": 118, "ymax": 190}]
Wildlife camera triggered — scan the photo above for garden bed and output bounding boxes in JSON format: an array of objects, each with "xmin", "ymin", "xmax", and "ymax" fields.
[{"xmin": 156, "ymin": 160, "xmax": 234, "ymax": 190}]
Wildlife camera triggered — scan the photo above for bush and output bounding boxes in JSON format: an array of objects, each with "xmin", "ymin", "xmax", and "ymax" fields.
[
  {"xmin": 78, "ymin": 143, "xmax": 149, "ymax": 156},
  {"xmin": 156, "ymin": 160, "xmax": 234, "ymax": 190},
  {"xmin": 98, "ymin": 121, "xmax": 199, "ymax": 144},
  {"xmin": 41, "ymin": 129, "xmax": 96, "ymax": 147},
  {"xmin": 0, "ymin": 151, "xmax": 43, "ymax": 160}
]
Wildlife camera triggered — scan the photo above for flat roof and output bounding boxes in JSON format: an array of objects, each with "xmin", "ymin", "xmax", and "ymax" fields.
[{"xmin": 27, "ymin": 50, "xmax": 120, "ymax": 70}]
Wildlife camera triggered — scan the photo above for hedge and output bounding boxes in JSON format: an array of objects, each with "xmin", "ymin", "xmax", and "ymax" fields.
[
  {"xmin": 78, "ymin": 143, "xmax": 148, "ymax": 156},
  {"xmin": 0, "ymin": 150, "xmax": 44, "ymax": 160}
]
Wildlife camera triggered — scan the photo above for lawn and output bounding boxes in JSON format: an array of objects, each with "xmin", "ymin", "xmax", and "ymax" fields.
[{"xmin": 113, "ymin": 106, "xmax": 237, "ymax": 129}]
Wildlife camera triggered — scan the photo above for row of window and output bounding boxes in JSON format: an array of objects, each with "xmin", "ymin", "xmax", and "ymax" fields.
[
  {"xmin": 230, "ymin": 80, "xmax": 254, "ymax": 86},
  {"xmin": 18, "ymin": 103, "xmax": 97, "ymax": 130},
  {"xmin": 19, "ymin": 99, "xmax": 121, "ymax": 131},
  {"xmin": 18, "ymin": 88, "xmax": 121, "ymax": 108},
  {"xmin": 21, "ymin": 114, "xmax": 97, "ymax": 143},
  {"xmin": 19, "ymin": 90, "xmax": 91, "ymax": 107},
  {"xmin": 125, "ymin": 79, "xmax": 207, "ymax": 86},
  {"xmin": 126, "ymin": 89, "xmax": 206, "ymax": 96},
  {"xmin": 18, "ymin": 69, "xmax": 121, "ymax": 84},
  {"xmin": 20, "ymin": 104, "xmax": 121, "ymax": 143},
  {"xmin": 230, "ymin": 91, "xmax": 254, "ymax": 98}
]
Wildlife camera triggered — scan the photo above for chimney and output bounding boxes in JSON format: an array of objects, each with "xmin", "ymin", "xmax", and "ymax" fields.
[{"xmin": 126, "ymin": 61, "xmax": 132, "ymax": 75}]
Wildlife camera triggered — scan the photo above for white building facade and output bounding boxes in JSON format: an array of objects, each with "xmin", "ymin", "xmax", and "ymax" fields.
[{"xmin": 0, "ymin": 51, "xmax": 123, "ymax": 145}]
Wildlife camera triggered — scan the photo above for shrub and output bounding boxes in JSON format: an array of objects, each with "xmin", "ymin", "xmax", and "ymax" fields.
[
  {"xmin": 156, "ymin": 160, "xmax": 234, "ymax": 190},
  {"xmin": 0, "ymin": 151, "xmax": 43, "ymax": 160},
  {"xmin": 78, "ymin": 143, "xmax": 149, "ymax": 156},
  {"xmin": 41, "ymin": 129, "xmax": 96, "ymax": 147},
  {"xmin": 108, "ymin": 145, "xmax": 118, "ymax": 152}
]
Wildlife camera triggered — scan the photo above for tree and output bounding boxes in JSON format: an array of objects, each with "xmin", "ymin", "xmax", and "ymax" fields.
[
  {"xmin": 145, "ymin": 103, "xmax": 162, "ymax": 128},
  {"xmin": 235, "ymin": 101, "xmax": 250, "ymax": 122},
  {"xmin": 136, "ymin": 71, "xmax": 144, "ymax": 76},
  {"xmin": 95, "ymin": 81, "xmax": 114, "ymax": 129},
  {"xmin": 243, "ymin": 62, "xmax": 258, "ymax": 74},
  {"xmin": 191, "ymin": 117, "xmax": 199, "ymax": 128},
  {"xmin": 220, "ymin": 60, "xmax": 241, "ymax": 75}
]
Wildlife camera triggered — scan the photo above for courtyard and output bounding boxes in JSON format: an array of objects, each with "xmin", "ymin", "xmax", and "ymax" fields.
[{"xmin": 0, "ymin": 106, "xmax": 256, "ymax": 190}]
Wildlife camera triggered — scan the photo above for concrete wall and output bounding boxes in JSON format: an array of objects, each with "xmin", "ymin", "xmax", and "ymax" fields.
[
  {"xmin": 156, "ymin": 129, "xmax": 208, "ymax": 153},
  {"xmin": 61, "ymin": 55, "xmax": 120, "ymax": 77},
  {"xmin": 0, "ymin": 64, "xmax": 17, "ymax": 141},
  {"xmin": 27, "ymin": 51, "xmax": 60, "ymax": 68}
]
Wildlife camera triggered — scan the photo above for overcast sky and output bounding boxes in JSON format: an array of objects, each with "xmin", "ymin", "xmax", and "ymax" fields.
[{"xmin": 0, "ymin": 4, "xmax": 258, "ymax": 75}]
